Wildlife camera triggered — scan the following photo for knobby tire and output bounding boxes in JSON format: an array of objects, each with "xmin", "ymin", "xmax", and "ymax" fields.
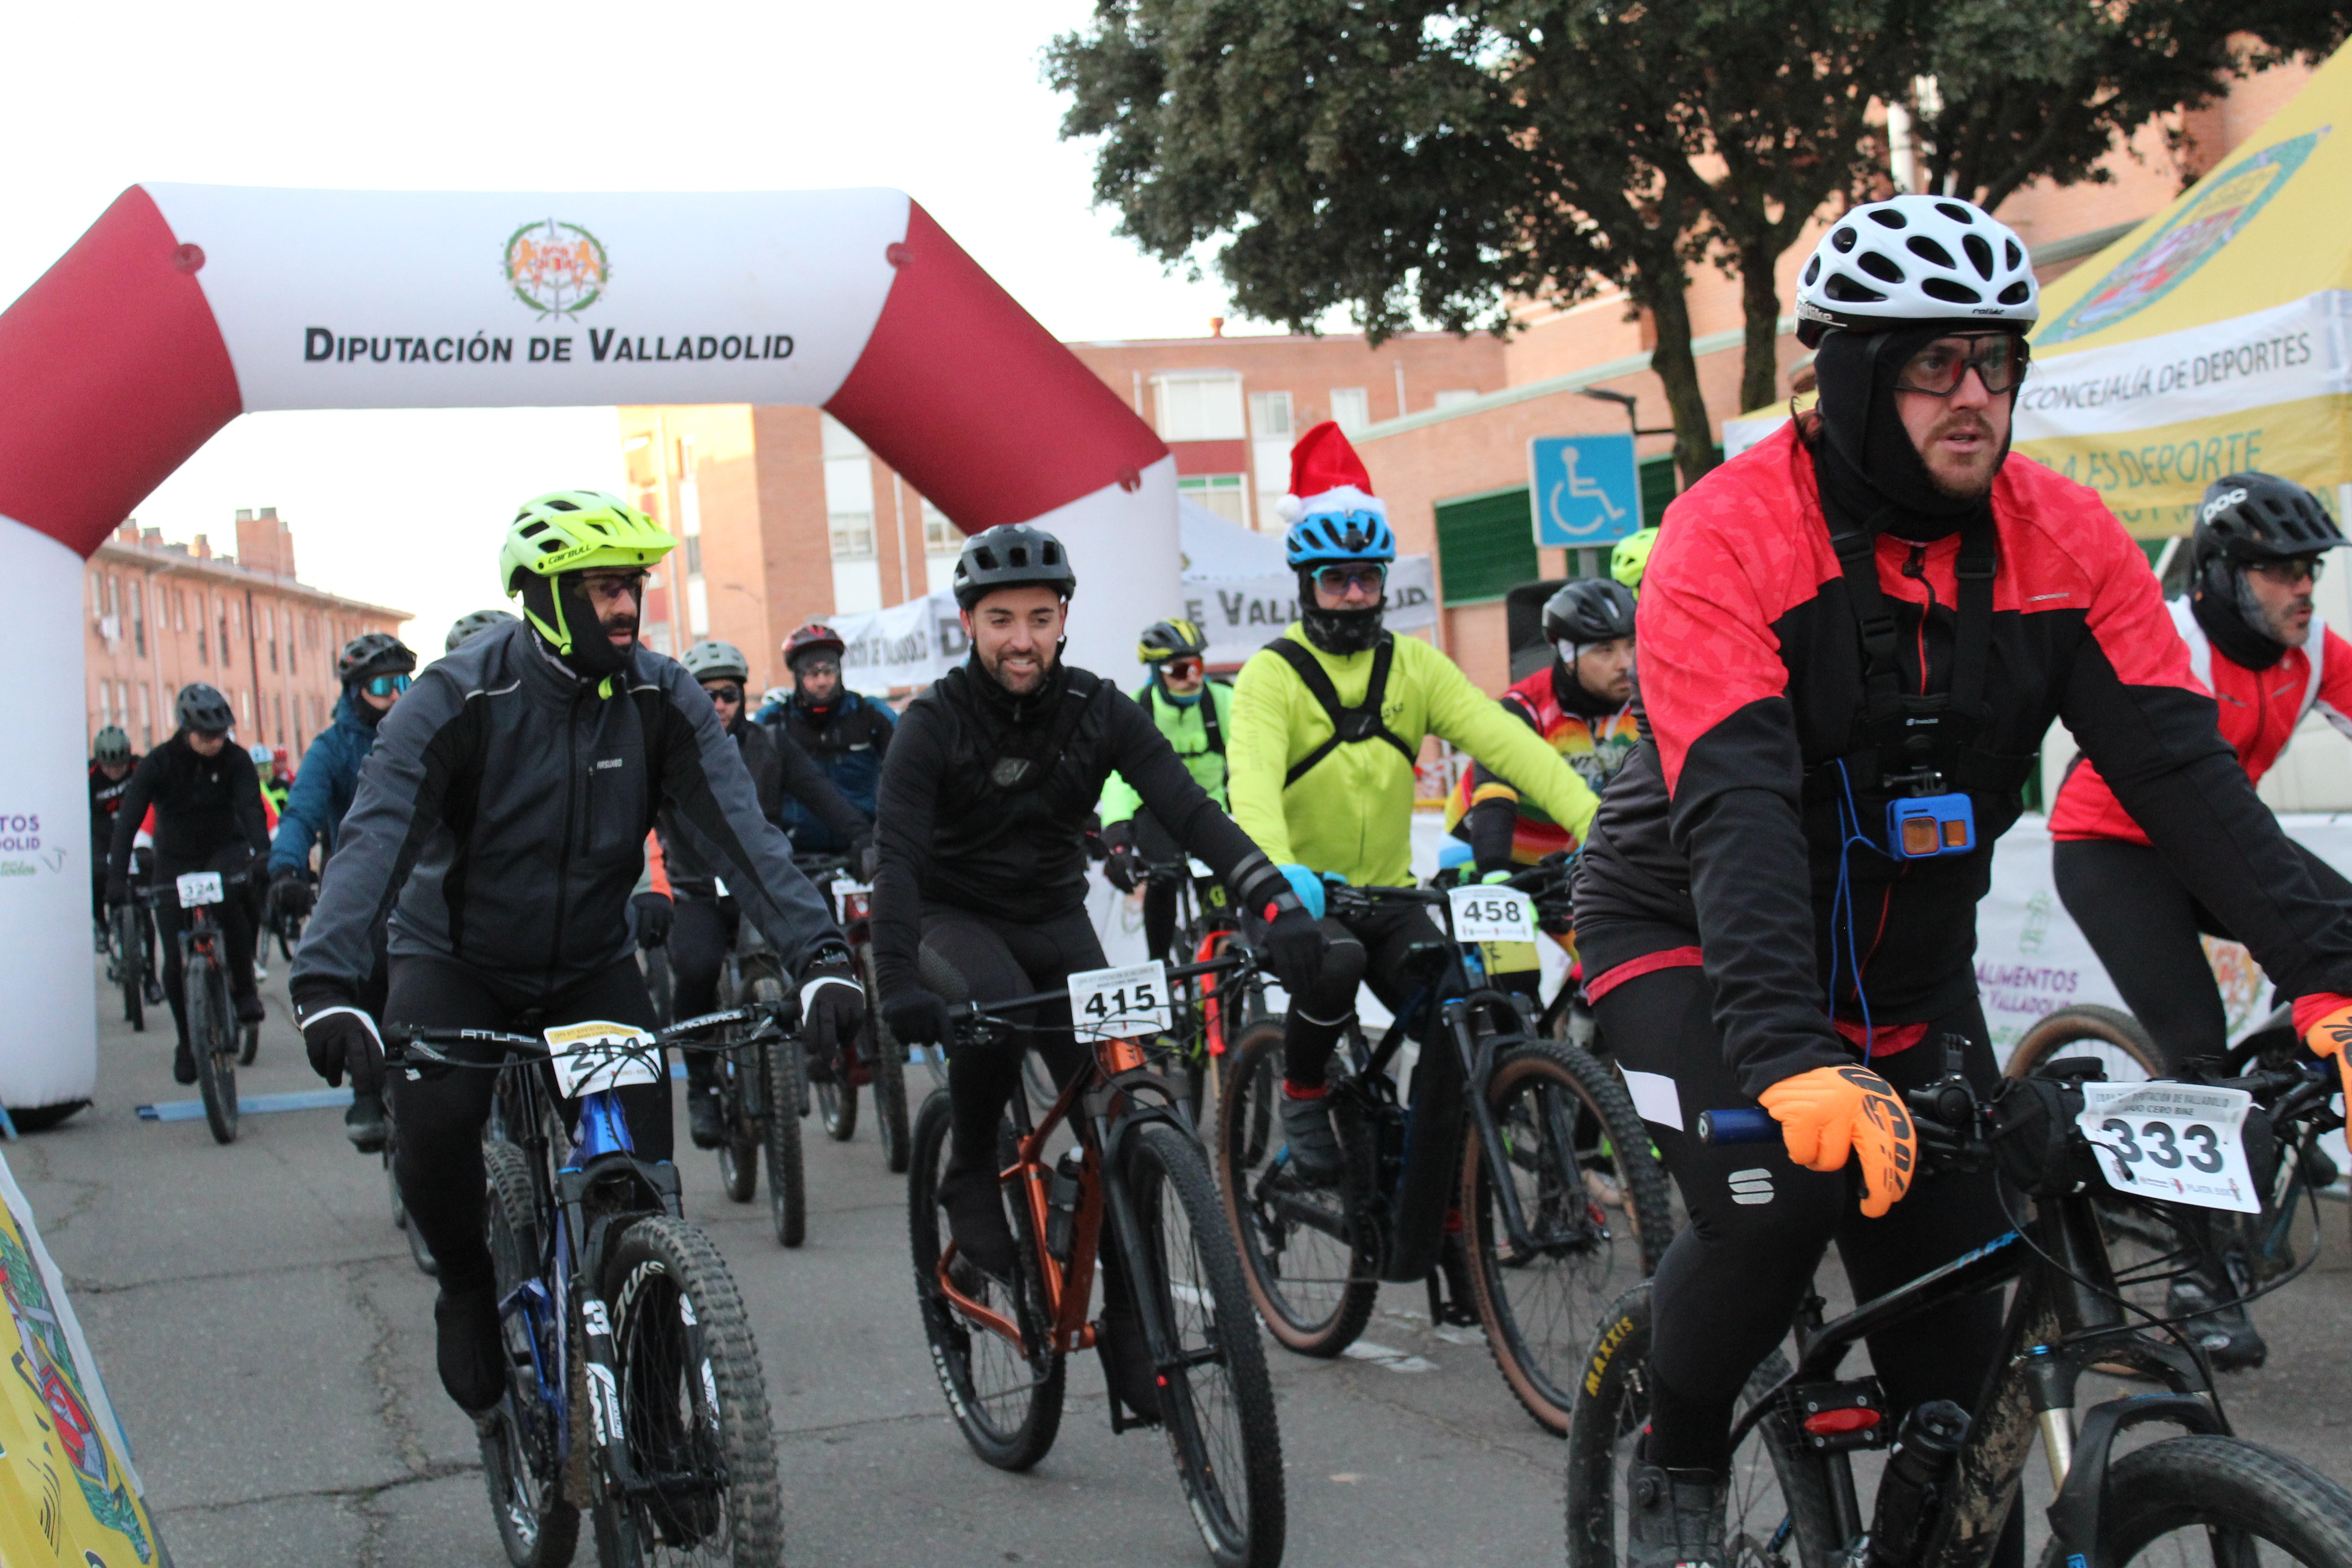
[
  {"xmin": 480, "ymin": 1140, "xmax": 579, "ymax": 1568},
  {"xmin": 754, "ymin": 977, "xmax": 806, "ymax": 1248},
  {"xmin": 188, "ymin": 955, "xmax": 238, "ymax": 1145}
]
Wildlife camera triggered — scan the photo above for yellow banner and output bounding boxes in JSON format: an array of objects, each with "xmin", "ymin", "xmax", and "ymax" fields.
[
  {"xmin": 2014, "ymin": 392, "xmax": 2352, "ymax": 537},
  {"xmin": 0, "ymin": 1161, "xmax": 163, "ymax": 1566}
]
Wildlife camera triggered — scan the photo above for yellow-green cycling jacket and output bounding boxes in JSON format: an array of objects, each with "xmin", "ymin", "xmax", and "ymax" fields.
[
  {"xmin": 1098, "ymin": 679, "xmax": 1234, "ymax": 826},
  {"xmin": 1229, "ymin": 625, "xmax": 1599, "ymax": 888}
]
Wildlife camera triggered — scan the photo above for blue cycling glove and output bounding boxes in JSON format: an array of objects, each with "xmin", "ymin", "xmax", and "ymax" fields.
[{"xmin": 1278, "ymin": 864, "xmax": 1327, "ymax": 920}]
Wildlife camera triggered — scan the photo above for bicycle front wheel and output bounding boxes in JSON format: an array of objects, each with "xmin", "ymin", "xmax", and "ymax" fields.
[
  {"xmin": 188, "ymin": 957, "xmax": 238, "ymax": 1145},
  {"xmin": 2067, "ymin": 1435, "xmax": 2352, "ymax": 1567},
  {"xmin": 1463, "ymin": 1039, "xmax": 1672, "ymax": 1434},
  {"xmin": 479, "ymin": 1142, "xmax": 577, "ymax": 1568},
  {"xmin": 1566, "ymin": 1281, "xmax": 1838, "ymax": 1568},
  {"xmin": 1213, "ymin": 1018, "xmax": 1377, "ymax": 1357},
  {"xmin": 907, "ymin": 1089, "xmax": 1064, "ymax": 1470},
  {"xmin": 115, "ymin": 908, "xmax": 145, "ymax": 1031},
  {"xmin": 755, "ymin": 977, "xmax": 806, "ymax": 1248},
  {"xmin": 715, "ymin": 1047, "xmax": 760, "ymax": 1205},
  {"xmin": 595, "ymin": 1216, "xmax": 783, "ymax": 1568},
  {"xmin": 1121, "ymin": 1119, "xmax": 1286, "ymax": 1568},
  {"xmin": 862, "ymin": 945, "xmax": 910, "ymax": 1174}
]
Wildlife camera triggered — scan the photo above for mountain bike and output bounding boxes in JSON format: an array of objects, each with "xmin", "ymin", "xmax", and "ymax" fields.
[
  {"xmin": 1125, "ymin": 858, "xmax": 1258, "ymax": 1128},
  {"xmin": 706, "ymin": 899, "xmax": 806, "ymax": 1249},
  {"xmin": 1215, "ymin": 878, "xmax": 1671, "ymax": 1435},
  {"xmin": 172, "ymin": 867, "xmax": 259, "ymax": 1145},
  {"xmin": 108, "ymin": 891, "xmax": 156, "ymax": 1032},
  {"xmin": 1568, "ymin": 1044, "xmax": 2352, "ymax": 1567},
  {"xmin": 794, "ymin": 856, "xmax": 908, "ymax": 1174},
  {"xmin": 391, "ymin": 1005, "xmax": 787, "ymax": 1568},
  {"xmin": 908, "ymin": 960, "xmax": 1286, "ymax": 1568}
]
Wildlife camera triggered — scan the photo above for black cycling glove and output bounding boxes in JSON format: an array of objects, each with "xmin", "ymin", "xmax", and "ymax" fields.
[
  {"xmin": 270, "ymin": 870, "xmax": 315, "ymax": 919},
  {"xmin": 296, "ymin": 1001, "xmax": 383, "ymax": 1097},
  {"xmin": 883, "ymin": 989, "xmax": 956, "ymax": 1049},
  {"xmin": 632, "ymin": 891, "xmax": 674, "ymax": 948},
  {"xmin": 798, "ymin": 959, "xmax": 867, "ymax": 1059}
]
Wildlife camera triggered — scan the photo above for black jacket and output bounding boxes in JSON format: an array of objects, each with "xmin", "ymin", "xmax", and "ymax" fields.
[
  {"xmin": 290, "ymin": 622, "xmax": 844, "ymax": 1008},
  {"xmin": 106, "ymin": 737, "xmax": 270, "ymax": 886},
  {"xmin": 658, "ymin": 718, "xmax": 864, "ymax": 897},
  {"xmin": 871, "ymin": 659, "xmax": 1273, "ymax": 996}
]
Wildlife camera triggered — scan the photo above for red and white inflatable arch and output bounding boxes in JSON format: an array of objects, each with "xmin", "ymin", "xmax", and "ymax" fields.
[{"xmin": 0, "ymin": 185, "xmax": 1179, "ymax": 1113}]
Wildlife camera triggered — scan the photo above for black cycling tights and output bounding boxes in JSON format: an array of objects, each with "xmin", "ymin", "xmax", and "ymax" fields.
[
  {"xmin": 917, "ymin": 903, "xmax": 1106, "ymax": 1176},
  {"xmin": 386, "ymin": 954, "xmax": 670, "ymax": 1294},
  {"xmin": 2055, "ymin": 836, "xmax": 2352, "ymax": 1074},
  {"xmin": 1598, "ymin": 965, "xmax": 2021, "ymax": 1564},
  {"xmin": 1280, "ymin": 901, "xmax": 1439, "ymax": 1090},
  {"xmin": 667, "ymin": 896, "xmax": 735, "ymax": 1092}
]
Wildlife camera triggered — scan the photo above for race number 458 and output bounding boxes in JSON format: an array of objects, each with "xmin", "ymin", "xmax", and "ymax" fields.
[{"xmin": 1068, "ymin": 961, "xmax": 1171, "ymax": 1040}]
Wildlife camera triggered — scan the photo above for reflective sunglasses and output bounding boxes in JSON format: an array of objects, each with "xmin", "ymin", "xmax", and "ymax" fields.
[
  {"xmin": 1894, "ymin": 333, "xmax": 2029, "ymax": 397},
  {"xmin": 706, "ymin": 683, "xmax": 745, "ymax": 706},
  {"xmin": 1311, "ymin": 563, "xmax": 1387, "ymax": 597},
  {"xmin": 2250, "ymin": 555, "xmax": 2327, "ymax": 586},
  {"xmin": 363, "ymin": 673, "xmax": 411, "ymax": 698},
  {"xmin": 1160, "ymin": 657, "xmax": 1205, "ymax": 681}
]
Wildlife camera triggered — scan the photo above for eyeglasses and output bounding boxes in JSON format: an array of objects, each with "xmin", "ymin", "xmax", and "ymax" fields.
[
  {"xmin": 1160, "ymin": 657, "xmax": 1204, "ymax": 681},
  {"xmin": 580, "ymin": 572, "xmax": 648, "ymax": 605},
  {"xmin": 2249, "ymin": 556, "xmax": 2326, "ymax": 586},
  {"xmin": 363, "ymin": 673, "xmax": 411, "ymax": 698},
  {"xmin": 1894, "ymin": 334, "xmax": 2030, "ymax": 397},
  {"xmin": 1312, "ymin": 564, "xmax": 1387, "ymax": 597},
  {"xmin": 796, "ymin": 660, "xmax": 840, "ymax": 679},
  {"xmin": 706, "ymin": 683, "xmax": 745, "ymax": 706}
]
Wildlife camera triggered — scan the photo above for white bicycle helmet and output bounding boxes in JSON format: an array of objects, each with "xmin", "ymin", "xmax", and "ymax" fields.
[
  {"xmin": 681, "ymin": 639, "xmax": 751, "ymax": 684},
  {"xmin": 1795, "ymin": 196, "xmax": 2038, "ymax": 348}
]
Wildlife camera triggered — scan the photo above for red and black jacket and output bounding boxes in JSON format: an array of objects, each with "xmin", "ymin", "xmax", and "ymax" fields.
[{"xmin": 1574, "ymin": 422, "xmax": 2352, "ymax": 1099}]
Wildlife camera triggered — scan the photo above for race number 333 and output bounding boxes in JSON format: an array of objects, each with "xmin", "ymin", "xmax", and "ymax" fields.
[
  {"xmin": 2075, "ymin": 1082, "xmax": 2261, "ymax": 1214},
  {"xmin": 1068, "ymin": 961, "xmax": 1172, "ymax": 1040},
  {"xmin": 1447, "ymin": 885, "xmax": 1537, "ymax": 944}
]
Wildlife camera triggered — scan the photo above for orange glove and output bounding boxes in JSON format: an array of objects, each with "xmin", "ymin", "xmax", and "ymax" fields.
[
  {"xmin": 1757, "ymin": 1064, "xmax": 1917, "ymax": 1219},
  {"xmin": 2294, "ymin": 993, "xmax": 2352, "ymax": 1111}
]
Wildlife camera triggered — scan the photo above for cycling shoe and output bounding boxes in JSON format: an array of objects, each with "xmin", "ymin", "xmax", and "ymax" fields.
[
  {"xmin": 2168, "ymin": 1274, "xmax": 2268, "ymax": 1372},
  {"xmin": 936, "ymin": 1165, "xmax": 1016, "ymax": 1284},
  {"xmin": 687, "ymin": 1088, "xmax": 725, "ymax": 1151},
  {"xmin": 172, "ymin": 1041, "xmax": 197, "ymax": 1086},
  {"xmin": 1095, "ymin": 1300, "xmax": 1162, "ymax": 1423},
  {"xmin": 344, "ymin": 1091, "xmax": 389, "ymax": 1153},
  {"xmin": 145, "ymin": 977, "xmax": 166, "ymax": 1007},
  {"xmin": 434, "ymin": 1284, "xmax": 508, "ymax": 1413},
  {"xmin": 1623, "ymin": 1454, "xmax": 1727, "ymax": 1568},
  {"xmin": 232, "ymin": 990, "xmax": 265, "ymax": 1026},
  {"xmin": 1279, "ymin": 1083, "xmax": 1344, "ymax": 1186}
]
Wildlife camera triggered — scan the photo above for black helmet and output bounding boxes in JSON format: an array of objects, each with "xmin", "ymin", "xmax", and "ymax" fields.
[
  {"xmin": 1542, "ymin": 579, "xmax": 1638, "ymax": 647},
  {"xmin": 1137, "ymin": 618, "xmax": 1209, "ymax": 665},
  {"xmin": 444, "ymin": 609, "xmax": 519, "ymax": 655},
  {"xmin": 339, "ymin": 632, "xmax": 418, "ymax": 686},
  {"xmin": 951, "ymin": 524, "xmax": 1076, "ymax": 611},
  {"xmin": 176, "ymin": 683, "xmax": 235, "ymax": 734},
  {"xmin": 2191, "ymin": 473, "xmax": 2347, "ymax": 576},
  {"xmin": 92, "ymin": 726, "xmax": 132, "ymax": 766}
]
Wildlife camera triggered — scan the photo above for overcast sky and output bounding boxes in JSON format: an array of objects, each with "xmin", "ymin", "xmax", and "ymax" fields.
[{"xmin": 4, "ymin": 0, "xmax": 1258, "ymax": 652}]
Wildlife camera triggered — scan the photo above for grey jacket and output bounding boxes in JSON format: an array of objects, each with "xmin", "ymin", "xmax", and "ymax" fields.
[{"xmin": 290, "ymin": 622, "xmax": 843, "ymax": 1008}]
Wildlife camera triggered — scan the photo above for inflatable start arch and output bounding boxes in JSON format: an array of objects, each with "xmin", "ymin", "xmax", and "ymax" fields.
[{"xmin": 0, "ymin": 185, "xmax": 1181, "ymax": 1113}]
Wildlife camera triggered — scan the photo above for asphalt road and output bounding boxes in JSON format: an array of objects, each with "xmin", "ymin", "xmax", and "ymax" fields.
[{"xmin": 24, "ymin": 956, "xmax": 2352, "ymax": 1567}]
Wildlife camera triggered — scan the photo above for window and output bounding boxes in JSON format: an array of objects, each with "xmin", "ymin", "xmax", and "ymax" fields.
[
  {"xmin": 1433, "ymin": 389, "xmax": 1480, "ymax": 410},
  {"xmin": 174, "ymin": 588, "xmax": 186, "ymax": 631},
  {"xmin": 922, "ymin": 502, "xmax": 958, "ymax": 554},
  {"xmin": 220, "ymin": 603, "xmax": 231, "ymax": 665},
  {"xmin": 687, "ymin": 577, "xmax": 710, "ymax": 637},
  {"xmin": 1329, "ymin": 387, "xmax": 1372, "ymax": 436},
  {"xmin": 1152, "ymin": 373, "xmax": 1245, "ymax": 441},
  {"xmin": 135, "ymin": 685, "xmax": 152, "ymax": 751},
  {"xmin": 1435, "ymin": 486, "xmax": 1539, "ymax": 605},
  {"xmin": 1179, "ymin": 474, "xmax": 1250, "ymax": 528},
  {"xmin": 129, "ymin": 580, "xmax": 145, "ymax": 656},
  {"xmin": 1250, "ymin": 392, "xmax": 1295, "ymax": 524},
  {"xmin": 684, "ymin": 537, "xmax": 704, "ymax": 577},
  {"xmin": 822, "ymin": 415, "xmax": 877, "ymax": 562},
  {"xmin": 275, "ymin": 692, "xmax": 286, "ymax": 744},
  {"xmin": 313, "ymin": 695, "xmax": 325, "ymax": 732}
]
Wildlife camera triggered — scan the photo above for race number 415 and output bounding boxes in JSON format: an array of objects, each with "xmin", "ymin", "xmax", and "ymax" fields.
[{"xmin": 1068, "ymin": 961, "xmax": 1172, "ymax": 1040}]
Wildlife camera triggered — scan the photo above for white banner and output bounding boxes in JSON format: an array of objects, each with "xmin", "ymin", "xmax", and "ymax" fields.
[
  {"xmin": 2015, "ymin": 290, "xmax": 2352, "ymax": 442},
  {"xmin": 835, "ymin": 591, "xmax": 965, "ymax": 691},
  {"xmin": 144, "ymin": 184, "xmax": 910, "ymax": 411}
]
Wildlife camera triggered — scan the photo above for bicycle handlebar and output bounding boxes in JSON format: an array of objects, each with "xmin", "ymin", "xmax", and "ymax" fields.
[
  {"xmin": 388, "ymin": 1001, "xmax": 785, "ymax": 1068},
  {"xmin": 952, "ymin": 951, "xmax": 1254, "ymax": 1030}
]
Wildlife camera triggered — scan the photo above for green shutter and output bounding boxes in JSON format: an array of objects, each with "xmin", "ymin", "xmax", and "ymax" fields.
[
  {"xmin": 1639, "ymin": 455, "xmax": 1678, "ymax": 529},
  {"xmin": 1435, "ymin": 487, "xmax": 1539, "ymax": 606}
]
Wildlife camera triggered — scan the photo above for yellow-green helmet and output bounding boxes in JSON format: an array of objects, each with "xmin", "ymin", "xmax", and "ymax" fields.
[
  {"xmin": 500, "ymin": 490, "xmax": 674, "ymax": 593},
  {"xmin": 1138, "ymin": 618, "xmax": 1209, "ymax": 665},
  {"xmin": 1610, "ymin": 527, "xmax": 1660, "ymax": 593}
]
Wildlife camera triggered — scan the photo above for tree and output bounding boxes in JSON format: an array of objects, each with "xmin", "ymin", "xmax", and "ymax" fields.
[{"xmin": 1912, "ymin": 0, "xmax": 2352, "ymax": 210}]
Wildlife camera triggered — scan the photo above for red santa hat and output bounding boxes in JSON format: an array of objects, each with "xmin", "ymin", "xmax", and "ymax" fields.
[{"xmin": 1274, "ymin": 421, "xmax": 1387, "ymax": 525}]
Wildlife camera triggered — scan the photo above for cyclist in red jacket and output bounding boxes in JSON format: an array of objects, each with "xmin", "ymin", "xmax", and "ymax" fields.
[
  {"xmin": 1573, "ymin": 194, "xmax": 2352, "ymax": 1568},
  {"xmin": 2048, "ymin": 470, "xmax": 2352, "ymax": 1369}
]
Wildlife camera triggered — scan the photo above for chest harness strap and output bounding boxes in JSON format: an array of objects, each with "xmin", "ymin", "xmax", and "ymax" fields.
[
  {"xmin": 1264, "ymin": 634, "xmax": 1418, "ymax": 787},
  {"xmin": 1138, "ymin": 679, "xmax": 1229, "ymax": 757}
]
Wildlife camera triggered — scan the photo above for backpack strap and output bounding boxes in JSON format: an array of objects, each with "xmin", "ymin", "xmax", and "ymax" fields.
[
  {"xmin": 1263, "ymin": 635, "xmax": 1416, "ymax": 788},
  {"xmin": 1198, "ymin": 678, "xmax": 1228, "ymax": 757}
]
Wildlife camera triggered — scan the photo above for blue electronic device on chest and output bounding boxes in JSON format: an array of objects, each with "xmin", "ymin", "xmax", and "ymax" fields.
[{"xmin": 1886, "ymin": 789, "xmax": 1976, "ymax": 859}]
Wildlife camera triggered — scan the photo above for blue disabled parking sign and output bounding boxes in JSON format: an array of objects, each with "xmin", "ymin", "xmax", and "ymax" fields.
[{"xmin": 1529, "ymin": 434, "xmax": 1641, "ymax": 547}]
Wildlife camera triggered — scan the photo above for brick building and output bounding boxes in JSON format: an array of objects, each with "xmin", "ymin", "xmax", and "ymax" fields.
[
  {"xmin": 619, "ymin": 58, "xmax": 2317, "ymax": 699},
  {"xmin": 83, "ymin": 508, "xmax": 411, "ymax": 759}
]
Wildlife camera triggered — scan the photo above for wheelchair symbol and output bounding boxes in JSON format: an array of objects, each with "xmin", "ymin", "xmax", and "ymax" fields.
[{"xmin": 1547, "ymin": 446, "xmax": 1628, "ymax": 539}]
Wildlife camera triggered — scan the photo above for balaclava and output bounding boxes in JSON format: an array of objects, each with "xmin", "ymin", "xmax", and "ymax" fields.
[
  {"xmin": 519, "ymin": 571, "xmax": 633, "ymax": 681},
  {"xmin": 1298, "ymin": 573, "xmax": 1386, "ymax": 656},
  {"xmin": 1811, "ymin": 325, "xmax": 2009, "ymax": 544}
]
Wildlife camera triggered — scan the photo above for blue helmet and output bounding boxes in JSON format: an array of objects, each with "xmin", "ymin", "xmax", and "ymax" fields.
[{"xmin": 1284, "ymin": 510, "xmax": 1397, "ymax": 568}]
